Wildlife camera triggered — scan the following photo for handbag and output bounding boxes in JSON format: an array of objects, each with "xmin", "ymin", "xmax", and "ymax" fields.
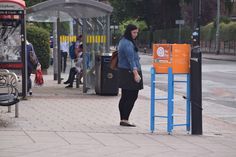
[
  {"xmin": 34, "ymin": 65, "xmax": 44, "ymax": 86},
  {"xmin": 118, "ymin": 68, "xmax": 143, "ymax": 90},
  {"xmin": 110, "ymin": 50, "xmax": 118, "ymax": 70}
]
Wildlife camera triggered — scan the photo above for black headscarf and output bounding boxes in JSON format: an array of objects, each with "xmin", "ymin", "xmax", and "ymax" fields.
[{"xmin": 123, "ymin": 24, "xmax": 138, "ymax": 52}]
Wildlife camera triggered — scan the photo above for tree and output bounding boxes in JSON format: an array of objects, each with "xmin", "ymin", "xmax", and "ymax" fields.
[
  {"xmin": 109, "ymin": 0, "xmax": 182, "ymax": 30},
  {"xmin": 109, "ymin": 0, "xmax": 144, "ymax": 25},
  {"xmin": 25, "ymin": 0, "xmax": 47, "ymax": 7},
  {"xmin": 181, "ymin": 0, "xmax": 229, "ymax": 27},
  {"xmin": 119, "ymin": 19, "xmax": 147, "ymax": 33},
  {"xmin": 142, "ymin": 0, "xmax": 181, "ymax": 29}
]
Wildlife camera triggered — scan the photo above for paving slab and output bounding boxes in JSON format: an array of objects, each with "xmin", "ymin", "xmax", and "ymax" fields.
[{"xmin": 1, "ymin": 63, "xmax": 236, "ymax": 157}]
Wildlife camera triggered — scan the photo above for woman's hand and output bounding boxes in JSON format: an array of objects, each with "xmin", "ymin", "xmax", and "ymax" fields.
[
  {"xmin": 36, "ymin": 63, "xmax": 41, "ymax": 70},
  {"xmin": 133, "ymin": 69, "xmax": 141, "ymax": 83}
]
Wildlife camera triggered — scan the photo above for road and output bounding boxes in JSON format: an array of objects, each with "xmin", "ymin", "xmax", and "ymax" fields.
[{"xmin": 140, "ymin": 54, "xmax": 236, "ymax": 109}]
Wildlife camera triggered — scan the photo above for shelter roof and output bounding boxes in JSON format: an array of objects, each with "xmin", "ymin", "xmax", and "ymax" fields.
[{"xmin": 26, "ymin": 0, "xmax": 113, "ymax": 22}]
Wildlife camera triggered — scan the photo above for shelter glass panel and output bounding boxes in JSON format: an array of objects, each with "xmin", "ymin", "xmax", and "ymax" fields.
[{"xmin": 0, "ymin": 10, "xmax": 23, "ymax": 64}]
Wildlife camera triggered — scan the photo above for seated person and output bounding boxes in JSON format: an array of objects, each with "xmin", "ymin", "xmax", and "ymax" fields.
[{"xmin": 64, "ymin": 44, "xmax": 83, "ymax": 88}]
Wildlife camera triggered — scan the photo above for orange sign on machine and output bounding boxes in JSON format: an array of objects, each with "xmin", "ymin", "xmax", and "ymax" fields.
[{"xmin": 153, "ymin": 44, "xmax": 190, "ymax": 74}]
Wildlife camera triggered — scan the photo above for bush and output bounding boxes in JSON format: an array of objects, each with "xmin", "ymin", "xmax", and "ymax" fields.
[
  {"xmin": 201, "ymin": 21, "xmax": 236, "ymax": 42},
  {"xmin": 220, "ymin": 22, "xmax": 228, "ymax": 41},
  {"xmin": 148, "ymin": 26, "xmax": 191, "ymax": 44},
  {"xmin": 119, "ymin": 19, "xmax": 148, "ymax": 34},
  {"xmin": 26, "ymin": 25, "xmax": 50, "ymax": 70},
  {"xmin": 201, "ymin": 22, "xmax": 215, "ymax": 41},
  {"xmin": 227, "ymin": 22, "xmax": 236, "ymax": 41}
]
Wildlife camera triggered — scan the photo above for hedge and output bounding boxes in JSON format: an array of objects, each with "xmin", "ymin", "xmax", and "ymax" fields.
[
  {"xmin": 200, "ymin": 21, "xmax": 236, "ymax": 41},
  {"xmin": 137, "ymin": 21, "xmax": 236, "ymax": 47},
  {"xmin": 138, "ymin": 26, "xmax": 192, "ymax": 45},
  {"xmin": 26, "ymin": 25, "xmax": 50, "ymax": 70}
]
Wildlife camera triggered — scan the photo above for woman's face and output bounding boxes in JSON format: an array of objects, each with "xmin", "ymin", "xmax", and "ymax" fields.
[{"xmin": 131, "ymin": 29, "xmax": 139, "ymax": 39}]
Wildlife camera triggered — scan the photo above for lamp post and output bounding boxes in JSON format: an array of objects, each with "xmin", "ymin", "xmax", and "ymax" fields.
[
  {"xmin": 175, "ymin": 20, "xmax": 185, "ymax": 43},
  {"xmin": 110, "ymin": 25, "xmax": 118, "ymax": 47},
  {"xmin": 190, "ymin": 0, "xmax": 203, "ymax": 135}
]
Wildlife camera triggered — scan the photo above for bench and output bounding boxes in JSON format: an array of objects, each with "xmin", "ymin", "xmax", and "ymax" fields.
[{"xmin": 0, "ymin": 70, "xmax": 19, "ymax": 118}]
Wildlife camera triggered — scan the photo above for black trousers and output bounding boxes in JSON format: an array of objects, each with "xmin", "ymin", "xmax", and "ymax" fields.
[
  {"xmin": 66, "ymin": 67, "xmax": 77, "ymax": 86},
  {"xmin": 61, "ymin": 52, "xmax": 68, "ymax": 72},
  {"xmin": 119, "ymin": 89, "xmax": 139, "ymax": 120},
  {"xmin": 27, "ymin": 72, "xmax": 32, "ymax": 92}
]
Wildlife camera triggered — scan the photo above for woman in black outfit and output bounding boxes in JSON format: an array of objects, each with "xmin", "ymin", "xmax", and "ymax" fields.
[{"xmin": 117, "ymin": 24, "xmax": 143, "ymax": 127}]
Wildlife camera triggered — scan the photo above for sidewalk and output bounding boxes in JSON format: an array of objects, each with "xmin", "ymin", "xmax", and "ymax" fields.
[
  {"xmin": 0, "ymin": 65, "xmax": 236, "ymax": 157},
  {"xmin": 202, "ymin": 53, "xmax": 236, "ymax": 61}
]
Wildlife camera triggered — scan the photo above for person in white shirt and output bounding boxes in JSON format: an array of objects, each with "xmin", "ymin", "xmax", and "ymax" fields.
[
  {"xmin": 63, "ymin": 44, "xmax": 83, "ymax": 88},
  {"xmin": 60, "ymin": 41, "xmax": 69, "ymax": 73}
]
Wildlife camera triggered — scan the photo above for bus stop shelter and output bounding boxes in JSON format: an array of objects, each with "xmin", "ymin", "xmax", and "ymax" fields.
[{"xmin": 26, "ymin": 0, "xmax": 113, "ymax": 93}]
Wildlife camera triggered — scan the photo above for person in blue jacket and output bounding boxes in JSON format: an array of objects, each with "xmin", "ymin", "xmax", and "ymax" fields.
[{"xmin": 117, "ymin": 24, "xmax": 143, "ymax": 127}]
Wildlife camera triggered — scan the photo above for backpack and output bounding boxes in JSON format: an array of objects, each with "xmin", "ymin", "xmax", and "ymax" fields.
[
  {"xmin": 28, "ymin": 43, "xmax": 38, "ymax": 68},
  {"xmin": 30, "ymin": 50, "xmax": 38, "ymax": 67},
  {"xmin": 69, "ymin": 43, "xmax": 75, "ymax": 59}
]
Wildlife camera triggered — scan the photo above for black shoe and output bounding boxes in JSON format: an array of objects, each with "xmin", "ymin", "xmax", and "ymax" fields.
[
  {"xmin": 120, "ymin": 121, "xmax": 136, "ymax": 127},
  {"xmin": 65, "ymin": 85, "xmax": 73, "ymax": 88},
  {"xmin": 64, "ymin": 81, "xmax": 69, "ymax": 84}
]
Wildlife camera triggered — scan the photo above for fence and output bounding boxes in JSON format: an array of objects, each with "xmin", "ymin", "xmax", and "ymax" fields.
[{"xmin": 136, "ymin": 22, "xmax": 236, "ymax": 55}]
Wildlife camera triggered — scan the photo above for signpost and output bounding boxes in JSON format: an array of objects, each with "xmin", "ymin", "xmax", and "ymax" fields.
[{"xmin": 175, "ymin": 20, "xmax": 184, "ymax": 43}]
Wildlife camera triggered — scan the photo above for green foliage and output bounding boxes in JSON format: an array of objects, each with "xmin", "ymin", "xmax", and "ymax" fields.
[
  {"xmin": 152, "ymin": 26, "xmax": 191, "ymax": 43},
  {"xmin": 119, "ymin": 19, "xmax": 147, "ymax": 34},
  {"xmin": 201, "ymin": 21, "xmax": 236, "ymax": 41},
  {"xmin": 227, "ymin": 22, "xmax": 236, "ymax": 41},
  {"xmin": 28, "ymin": 22, "xmax": 52, "ymax": 34},
  {"xmin": 220, "ymin": 16, "xmax": 231, "ymax": 24},
  {"xmin": 109, "ymin": 0, "xmax": 181, "ymax": 30},
  {"xmin": 59, "ymin": 22, "xmax": 70, "ymax": 35},
  {"xmin": 201, "ymin": 22, "xmax": 215, "ymax": 41},
  {"xmin": 219, "ymin": 22, "xmax": 228, "ymax": 41},
  {"xmin": 138, "ymin": 26, "xmax": 192, "ymax": 46},
  {"xmin": 25, "ymin": 0, "xmax": 47, "ymax": 7},
  {"xmin": 109, "ymin": 0, "xmax": 144, "ymax": 24},
  {"xmin": 26, "ymin": 25, "xmax": 50, "ymax": 70}
]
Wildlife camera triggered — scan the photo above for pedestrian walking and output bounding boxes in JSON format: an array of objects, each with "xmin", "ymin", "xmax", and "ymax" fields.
[
  {"xmin": 26, "ymin": 40, "xmax": 40, "ymax": 96},
  {"xmin": 117, "ymin": 24, "xmax": 143, "ymax": 127}
]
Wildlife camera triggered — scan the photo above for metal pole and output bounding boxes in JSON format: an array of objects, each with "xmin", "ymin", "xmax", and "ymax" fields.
[
  {"xmin": 57, "ymin": 15, "xmax": 61, "ymax": 84},
  {"xmin": 167, "ymin": 68, "xmax": 173, "ymax": 134},
  {"xmin": 82, "ymin": 18, "xmax": 87, "ymax": 93},
  {"xmin": 22, "ymin": 10, "xmax": 27, "ymax": 98},
  {"xmin": 150, "ymin": 67, "xmax": 155, "ymax": 133},
  {"xmin": 106, "ymin": 15, "xmax": 111, "ymax": 53},
  {"xmin": 178, "ymin": 24, "xmax": 181, "ymax": 43},
  {"xmin": 216, "ymin": 0, "xmax": 220, "ymax": 55},
  {"xmin": 53, "ymin": 22, "xmax": 58, "ymax": 80}
]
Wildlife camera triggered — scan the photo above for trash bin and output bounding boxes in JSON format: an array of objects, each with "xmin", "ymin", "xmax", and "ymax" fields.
[{"xmin": 95, "ymin": 54, "xmax": 118, "ymax": 95}]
